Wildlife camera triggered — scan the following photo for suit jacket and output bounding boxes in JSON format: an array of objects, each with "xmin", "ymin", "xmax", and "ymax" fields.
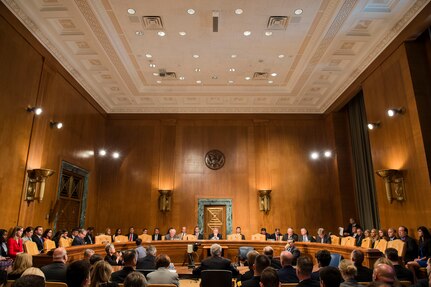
[
  {"xmin": 41, "ymin": 261, "xmax": 67, "ymax": 282},
  {"xmin": 298, "ymin": 235, "xmax": 316, "ymax": 243},
  {"xmin": 32, "ymin": 234, "xmax": 44, "ymax": 252},
  {"xmin": 242, "ymin": 276, "xmax": 261, "ymax": 287},
  {"xmin": 354, "ymin": 265, "xmax": 373, "ymax": 282},
  {"xmin": 277, "ymin": 265, "xmax": 299, "ymax": 283},
  {"xmin": 126, "ymin": 233, "xmax": 138, "ymax": 241},
  {"xmin": 152, "ymin": 234, "xmax": 162, "ymax": 241},
  {"xmin": 240, "ymin": 269, "xmax": 254, "ymax": 282},
  {"xmin": 340, "ymin": 279, "xmax": 361, "ymax": 287},
  {"xmin": 136, "ymin": 254, "xmax": 156, "ymax": 270},
  {"xmin": 268, "ymin": 257, "xmax": 282, "ymax": 270},
  {"xmin": 412, "ymin": 278, "xmax": 429, "ymax": 287},
  {"xmin": 105, "ymin": 254, "xmax": 123, "ymax": 266},
  {"xmin": 394, "ymin": 264, "xmax": 414, "ymax": 282},
  {"xmin": 285, "ymin": 246, "xmax": 301, "ymax": 264},
  {"xmin": 192, "ymin": 256, "xmax": 239, "ymax": 277},
  {"xmin": 297, "ymin": 278, "xmax": 320, "ymax": 287},
  {"xmin": 355, "ymin": 234, "xmax": 365, "ymax": 246},
  {"xmin": 282, "ymin": 233, "xmax": 299, "ymax": 242},
  {"xmin": 165, "ymin": 234, "xmax": 179, "ymax": 240},
  {"xmin": 72, "ymin": 236, "xmax": 85, "ymax": 246},
  {"xmin": 270, "ymin": 233, "xmax": 282, "ymax": 241},
  {"xmin": 147, "ymin": 267, "xmax": 180, "ymax": 287},
  {"xmin": 208, "ymin": 233, "xmax": 223, "ymax": 240},
  {"xmin": 84, "ymin": 234, "xmax": 94, "ymax": 245},
  {"xmin": 316, "ymin": 235, "xmax": 331, "ymax": 244},
  {"xmin": 0, "ymin": 242, "xmax": 7, "ymax": 257},
  {"xmin": 402, "ymin": 235, "xmax": 418, "ymax": 263},
  {"xmin": 111, "ymin": 266, "xmax": 135, "ymax": 283},
  {"xmin": 195, "ymin": 233, "xmax": 204, "ymax": 240}
]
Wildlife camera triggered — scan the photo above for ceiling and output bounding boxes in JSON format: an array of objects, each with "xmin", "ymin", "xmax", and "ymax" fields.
[{"xmin": 3, "ymin": 0, "xmax": 430, "ymax": 113}]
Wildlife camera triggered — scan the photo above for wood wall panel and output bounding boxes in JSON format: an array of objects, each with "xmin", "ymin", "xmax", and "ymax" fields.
[{"xmin": 363, "ymin": 44, "xmax": 431, "ymax": 233}]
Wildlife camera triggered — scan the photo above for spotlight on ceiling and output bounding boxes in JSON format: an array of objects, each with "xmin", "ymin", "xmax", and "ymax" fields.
[
  {"xmin": 310, "ymin": 152, "xmax": 319, "ymax": 160},
  {"xmin": 27, "ymin": 106, "xmax": 43, "ymax": 115},
  {"xmin": 387, "ymin": 108, "xmax": 405, "ymax": 117},
  {"xmin": 367, "ymin": 122, "xmax": 381, "ymax": 130},
  {"xmin": 99, "ymin": 149, "xmax": 107, "ymax": 156},
  {"xmin": 323, "ymin": 150, "xmax": 332, "ymax": 158},
  {"xmin": 50, "ymin": 121, "xmax": 63, "ymax": 129}
]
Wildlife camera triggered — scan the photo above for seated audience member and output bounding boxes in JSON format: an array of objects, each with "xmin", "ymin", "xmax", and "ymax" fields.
[
  {"xmin": 70, "ymin": 228, "xmax": 79, "ymax": 239},
  {"xmin": 263, "ymin": 246, "xmax": 282, "ymax": 269},
  {"xmin": 296, "ymin": 256, "xmax": 320, "ymax": 287},
  {"xmin": 42, "ymin": 228, "xmax": 53, "ymax": 241},
  {"xmin": 53, "ymin": 229, "xmax": 68, "ymax": 247},
  {"xmin": 385, "ymin": 248, "xmax": 414, "ymax": 282},
  {"xmin": 354, "ymin": 228, "xmax": 365, "ymax": 247},
  {"xmin": 124, "ymin": 272, "xmax": 147, "ymax": 287},
  {"xmin": 135, "ymin": 238, "xmax": 146, "ymax": 259},
  {"xmin": 398, "ymin": 226, "xmax": 418, "ymax": 263},
  {"xmin": 319, "ymin": 266, "xmax": 343, "ymax": 287},
  {"xmin": 0, "ymin": 230, "xmax": 8, "ymax": 258},
  {"xmin": 299, "ymin": 228, "xmax": 316, "ymax": 242},
  {"xmin": 40, "ymin": 247, "xmax": 68, "ymax": 282},
  {"xmin": 407, "ymin": 226, "xmax": 431, "ymax": 280},
  {"xmin": 193, "ymin": 226, "xmax": 204, "ymax": 240},
  {"xmin": 142, "ymin": 228, "xmax": 148, "ymax": 235},
  {"xmin": 260, "ymin": 228, "xmax": 270, "ymax": 240},
  {"xmin": 53, "ymin": 231, "xmax": 61, "ymax": 245},
  {"xmin": 21, "ymin": 267, "xmax": 45, "ymax": 278},
  {"xmin": 105, "ymin": 243, "xmax": 123, "ymax": 266},
  {"xmin": 147, "ymin": 254, "xmax": 179, "ymax": 286},
  {"xmin": 364, "ymin": 229, "xmax": 371, "ymax": 238},
  {"xmin": 277, "ymin": 251, "xmax": 299, "ymax": 283},
  {"xmin": 370, "ymin": 229, "xmax": 379, "ymax": 247},
  {"xmin": 342, "ymin": 218, "xmax": 359, "ymax": 236},
  {"xmin": 311, "ymin": 249, "xmax": 331, "ymax": 280},
  {"xmin": 236, "ymin": 226, "xmax": 246, "ymax": 240},
  {"xmin": 8, "ymin": 253, "xmax": 32, "ymax": 280},
  {"xmin": 152, "ymin": 228, "xmax": 162, "ymax": 241},
  {"xmin": 84, "ymin": 227, "xmax": 95, "ymax": 244},
  {"xmin": 7, "ymin": 226, "xmax": 23, "ymax": 258},
  {"xmin": 242, "ymin": 254, "xmax": 271, "ymax": 287},
  {"xmin": 192, "ymin": 243, "xmax": 239, "ymax": 277},
  {"xmin": 0, "ymin": 270, "xmax": 6, "ymax": 287},
  {"xmin": 285, "ymin": 240, "xmax": 300, "ymax": 265},
  {"xmin": 208, "ymin": 227, "xmax": 222, "ymax": 240},
  {"xmin": 91, "ymin": 260, "xmax": 118, "ymax": 287},
  {"xmin": 66, "ymin": 259, "xmax": 91, "ymax": 287},
  {"xmin": 351, "ymin": 249, "xmax": 373, "ymax": 282},
  {"xmin": 260, "ymin": 267, "xmax": 280, "ymax": 287},
  {"xmin": 113, "ymin": 228, "xmax": 122, "ymax": 242},
  {"xmin": 22, "ymin": 227, "xmax": 33, "ymax": 243},
  {"xmin": 270, "ymin": 228, "xmax": 282, "ymax": 241},
  {"xmin": 127, "ymin": 227, "xmax": 138, "ymax": 242},
  {"xmin": 105, "ymin": 228, "xmax": 112, "ymax": 237},
  {"xmin": 111, "ymin": 250, "xmax": 137, "ymax": 283},
  {"xmin": 283, "ymin": 228, "xmax": 299, "ymax": 242},
  {"xmin": 72, "ymin": 229, "xmax": 87, "ymax": 246},
  {"xmin": 339, "ymin": 259, "xmax": 360, "ymax": 287},
  {"xmin": 387, "ymin": 228, "xmax": 397, "ymax": 241},
  {"xmin": 179, "ymin": 226, "xmax": 188, "ymax": 240},
  {"xmin": 317, "ymin": 228, "xmax": 331, "ymax": 244},
  {"xmin": 32, "ymin": 226, "xmax": 44, "ymax": 253},
  {"xmin": 165, "ymin": 228, "xmax": 179, "ymax": 240},
  {"xmin": 136, "ymin": 245, "xmax": 157, "ymax": 270},
  {"xmin": 379, "ymin": 229, "xmax": 389, "ymax": 241},
  {"xmin": 372, "ymin": 263, "xmax": 399, "ymax": 286},
  {"xmin": 14, "ymin": 274, "xmax": 45, "ymax": 287},
  {"xmin": 90, "ymin": 254, "xmax": 103, "ymax": 265},
  {"xmin": 84, "ymin": 248, "xmax": 95, "ymax": 260},
  {"xmin": 374, "ymin": 257, "xmax": 394, "ymax": 269},
  {"xmin": 241, "ymin": 250, "xmax": 259, "ymax": 282}
]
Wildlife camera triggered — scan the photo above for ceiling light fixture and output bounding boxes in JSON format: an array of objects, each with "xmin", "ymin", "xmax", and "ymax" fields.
[
  {"xmin": 145, "ymin": 54, "xmax": 152, "ymax": 58},
  {"xmin": 179, "ymin": 76, "xmax": 185, "ymax": 80},
  {"xmin": 156, "ymin": 80, "xmax": 162, "ymax": 84},
  {"xmin": 193, "ymin": 54, "xmax": 199, "ymax": 58},
  {"xmin": 235, "ymin": 8, "xmax": 243, "ymax": 15},
  {"xmin": 127, "ymin": 8, "xmax": 136, "ymax": 15},
  {"xmin": 268, "ymin": 80, "xmax": 273, "ymax": 84},
  {"xmin": 229, "ymin": 68, "xmax": 236, "ymax": 72},
  {"xmin": 228, "ymin": 80, "xmax": 234, "ymax": 84},
  {"xmin": 179, "ymin": 31, "xmax": 186, "ymax": 36},
  {"xmin": 158, "ymin": 31, "xmax": 166, "ymax": 37},
  {"xmin": 278, "ymin": 54, "xmax": 285, "ymax": 58},
  {"xmin": 265, "ymin": 31, "xmax": 273, "ymax": 36},
  {"xmin": 211, "ymin": 76, "xmax": 218, "ymax": 80},
  {"xmin": 99, "ymin": 149, "xmax": 107, "ymax": 156},
  {"xmin": 310, "ymin": 152, "xmax": 319, "ymax": 160},
  {"xmin": 187, "ymin": 8, "xmax": 195, "ymax": 15},
  {"xmin": 271, "ymin": 73, "xmax": 278, "ymax": 77},
  {"xmin": 196, "ymin": 80, "xmax": 202, "ymax": 84},
  {"xmin": 149, "ymin": 63, "xmax": 156, "ymax": 68},
  {"xmin": 194, "ymin": 68, "xmax": 201, "ymax": 72},
  {"xmin": 112, "ymin": 152, "xmax": 120, "ymax": 159},
  {"xmin": 135, "ymin": 31, "xmax": 144, "ymax": 36},
  {"xmin": 27, "ymin": 106, "xmax": 43, "ymax": 115},
  {"xmin": 243, "ymin": 31, "xmax": 251, "ymax": 36},
  {"xmin": 324, "ymin": 150, "xmax": 332, "ymax": 158},
  {"xmin": 245, "ymin": 77, "xmax": 251, "ymax": 80},
  {"xmin": 231, "ymin": 54, "xmax": 237, "ymax": 58},
  {"xmin": 368, "ymin": 122, "xmax": 381, "ymax": 130},
  {"xmin": 387, "ymin": 108, "xmax": 405, "ymax": 117},
  {"xmin": 153, "ymin": 72, "xmax": 159, "ymax": 76},
  {"xmin": 50, "ymin": 121, "xmax": 63, "ymax": 129},
  {"xmin": 294, "ymin": 9, "xmax": 303, "ymax": 15}
]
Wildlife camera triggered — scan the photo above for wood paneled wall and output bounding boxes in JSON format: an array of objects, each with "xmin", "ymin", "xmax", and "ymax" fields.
[
  {"xmin": 96, "ymin": 115, "xmax": 356, "ymax": 238},
  {"xmin": 362, "ymin": 40, "xmax": 431, "ymax": 233}
]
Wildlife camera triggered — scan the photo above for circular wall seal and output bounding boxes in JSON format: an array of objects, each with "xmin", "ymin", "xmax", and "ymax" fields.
[{"xmin": 205, "ymin": 150, "xmax": 225, "ymax": 170}]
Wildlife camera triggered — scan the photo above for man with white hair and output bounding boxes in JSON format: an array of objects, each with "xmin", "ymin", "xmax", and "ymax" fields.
[
  {"xmin": 40, "ymin": 247, "xmax": 68, "ymax": 282},
  {"xmin": 192, "ymin": 243, "xmax": 239, "ymax": 277}
]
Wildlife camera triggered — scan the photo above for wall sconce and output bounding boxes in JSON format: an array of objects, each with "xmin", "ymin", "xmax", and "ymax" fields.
[
  {"xmin": 158, "ymin": 190, "xmax": 172, "ymax": 212},
  {"xmin": 258, "ymin": 190, "xmax": 271, "ymax": 213},
  {"xmin": 387, "ymin": 108, "xmax": 405, "ymax": 117},
  {"xmin": 367, "ymin": 122, "xmax": 381, "ymax": 130},
  {"xmin": 25, "ymin": 169, "xmax": 55, "ymax": 202},
  {"xmin": 50, "ymin": 121, "xmax": 63, "ymax": 129},
  {"xmin": 310, "ymin": 150, "xmax": 333, "ymax": 160},
  {"xmin": 376, "ymin": 169, "xmax": 405, "ymax": 203},
  {"xmin": 26, "ymin": 106, "xmax": 43, "ymax": 115}
]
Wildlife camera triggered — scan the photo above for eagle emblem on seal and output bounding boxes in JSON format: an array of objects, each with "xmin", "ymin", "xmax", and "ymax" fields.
[{"xmin": 205, "ymin": 150, "xmax": 225, "ymax": 170}]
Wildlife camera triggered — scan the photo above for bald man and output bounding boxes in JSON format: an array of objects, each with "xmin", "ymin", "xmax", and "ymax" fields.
[
  {"xmin": 41, "ymin": 247, "xmax": 68, "ymax": 282},
  {"xmin": 277, "ymin": 251, "xmax": 298, "ymax": 283},
  {"xmin": 373, "ymin": 264, "xmax": 398, "ymax": 286}
]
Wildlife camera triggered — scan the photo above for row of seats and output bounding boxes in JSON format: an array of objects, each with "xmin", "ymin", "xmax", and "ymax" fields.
[
  {"xmin": 5, "ymin": 281, "xmax": 177, "ymax": 287},
  {"xmin": 330, "ymin": 235, "xmax": 406, "ymax": 257}
]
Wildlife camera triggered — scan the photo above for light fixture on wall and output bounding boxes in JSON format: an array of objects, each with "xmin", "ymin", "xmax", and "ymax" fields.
[
  {"xmin": 50, "ymin": 121, "xmax": 63, "ymax": 129},
  {"xmin": 26, "ymin": 106, "xmax": 43, "ymax": 115},
  {"xmin": 367, "ymin": 122, "xmax": 381, "ymax": 130},
  {"xmin": 310, "ymin": 150, "xmax": 334, "ymax": 160},
  {"xmin": 387, "ymin": 107, "xmax": 405, "ymax": 117},
  {"xmin": 258, "ymin": 189, "xmax": 271, "ymax": 213},
  {"xmin": 376, "ymin": 169, "xmax": 405, "ymax": 203},
  {"xmin": 25, "ymin": 169, "xmax": 55, "ymax": 202},
  {"xmin": 158, "ymin": 190, "xmax": 172, "ymax": 212}
]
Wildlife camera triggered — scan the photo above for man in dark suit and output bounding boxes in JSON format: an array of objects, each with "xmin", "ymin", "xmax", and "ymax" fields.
[
  {"xmin": 263, "ymin": 246, "xmax": 282, "ymax": 270},
  {"xmin": 240, "ymin": 250, "xmax": 259, "ymax": 282},
  {"xmin": 385, "ymin": 248, "xmax": 414, "ymax": 283},
  {"xmin": 126, "ymin": 227, "xmax": 138, "ymax": 242},
  {"xmin": 235, "ymin": 227, "xmax": 246, "ymax": 240},
  {"xmin": 72, "ymin": 229, "xmax": 87, "ymax": 246},
  {"xmin": 387, "ymin": 228, "xmax": 397, "ymax": 241},
  {"xmin": 398, "ymin": 226, "xmax": 418, "ymax": 263},
  {"xmin": 351, "ymin": 250, "xmax": 372, "ymax": 282},
  {"xmin": 242, "ymin": 255, "xmax": 271, "ymax": 287},
  {"xmin": 41, "ymin": 247, "xmax": 68, "ymax": 282},
  {"xmin": 192, "ymin": 243, "xmax": 239, "ymax": 277},
  {"xmin": 32, "ymin": 226, "xmax": 44, "ymax": 253},
  {"xmin": 269, "ymin": 228, "xmax": 282, "ymax": 241},
  {"xmin": 111, "ymin": 250, "xmax": 137, "ymax": 283},
  {"xmin": 277, "ymin": 251, "xmax": 299, "ymax": 283},
  {"xmin": 84, "ymin": 227, "xmax": 94, "ymax": 245},
  {"xmin": 298, "ymin": 228, "xmax": 316, "ymax": 243},
  {"xmin": 136, "ymin": 245, "xmax": 157, "ymax": 270},
  {"xmin": 285, "ymin": 240, "xmax": 300, "ymax": 265},
  {"xmin": 152, "ymin": 228, "xmax": 162, "ymax": 241},
  {"xmin": 316, "ymin": 228, "xmax": 331, "ymax": 244},
  {"xmin": 282, "ymin": 228, "xmax": 299, "ymax": 242},
  {"xmin": 208, "ymin": 227, "xmax": 222, "ymax": 240},
  {"xmin": 354, "ymin": 227, "xmax": 365, "ymax": 246},
  {"xmin": 193, "ymin": 226, "xmax": 204, "ymax": 240},
  {"xmin": 311, "ymin": 249, "xmax": 331, "ymax": 281},
  {"xmin": 296, "ymin": 256, "xmax": 320, "ymax": 287}
]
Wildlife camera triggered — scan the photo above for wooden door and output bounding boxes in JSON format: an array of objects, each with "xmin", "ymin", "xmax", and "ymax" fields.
[
  {"xmin": 56, "ymin": 170, "xmax": 84, "ymax": 230},
  {"xmin": 204, "ymin": 205, "xmax": 226, "ymax": 238}
]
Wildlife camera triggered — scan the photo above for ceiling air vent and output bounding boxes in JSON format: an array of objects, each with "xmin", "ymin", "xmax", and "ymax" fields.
[
  {"xmin": 142, "ymin": 16, "xmax": 163, "ymax": 30},
  {"xmin": 159, "ymin": 69, "xmax": 177, "ymax": 80},
  {"xmin": 267, "ymin": 16, "xmax": 289, "ymax": 30},
  {"xmin": 253, "ymin": 72, "xmax": 269, "ymax": 80}
]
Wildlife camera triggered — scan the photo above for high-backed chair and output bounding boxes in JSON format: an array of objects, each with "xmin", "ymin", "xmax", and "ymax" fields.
[
  {"xmin": 183, "ymin": 234, "xmax": 197, "ymax": 241},
  {"xmin": 251, "ymin": 233, "xmax": 266, "ymax": 241},
  {"xmin": 361, "ymin": 237, "xmax": 372, "ymax": 249},
  {"xmin": 114, "ymin": 235, "xmax": 128, "ymax": 243},
  {"xmin": 138, "ymin": 234, "xmax": 152, "ymax": 242},
  {"xmin": 227, "ymin": 234, "xmax": 243, "ymax": 241},
  {"xmin": 43, "ymin": 239, "xmax": 56, "ymax": 252},
  {"xmin": 341, "ymin": 236, "xmax": 356, "ymax": 247},
  {"xmin": 387, "ymin": 239, "xmax": 406, "ymax": 258},
  {"xmin": 24, "ymin": 241, "xmax": 39, "ymax": 255},
  {"xmin": 374, "ymin": 239, "xmax": 388, "ymax": 254},
  {"xmin": 95, "ymin": 235, "xmax": 112, "ymax": 245},
  {"xmin": 201, "ymin": 270, "xmax": 232, "ymax": 287},
  {"xmin": 330, "ymin": 235, "xmax": 340, "ymax": 245},
  {"xmin": 58, "ymin": 237, "xmax": 71, "ymax": 248}
]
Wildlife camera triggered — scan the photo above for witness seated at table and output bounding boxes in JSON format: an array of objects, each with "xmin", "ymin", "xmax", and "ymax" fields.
[
  {"xmin": 136, "ymin": 245, "xmax": 157, "ymax": 270},
  {"xmin": 105, "ymin": 244, "xmax": 123, "ymax": 266},
  {"xmin": 282, "ymin": 228, "xmax": 299, "ymax": 242},
  {"xmin": 260, "ymin": 228, "xmax": 270, "ymax": 240},
  {"xmin": 208, "ymin": 227, "xmax": 222, "ymax": 240},
  {"xmin": 192, "ymin": 243, "xmax": 239, "ymax": 277},
  {"xmin": 127, "ymin": 227, "xmax": 138, "ymax": 242},
  {"xmin": 242, "ymin": 254, "xmax": 271, "ymax": 287},
  {"xmin": 111, "ymin": 250, "xmax": 137, "ymax": 283},
  {"xmin": 147, "ymin": 254, "xmax": 179, "ymax": 287}
]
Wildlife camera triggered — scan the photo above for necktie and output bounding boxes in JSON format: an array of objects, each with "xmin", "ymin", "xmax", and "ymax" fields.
[
  {"xmin": 155, "ymin": 235, "xmax": 158, "ymax": 240},
  {"xmin": 130, "ymin": 234, "xmax": 132, "ymax": 241}
]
